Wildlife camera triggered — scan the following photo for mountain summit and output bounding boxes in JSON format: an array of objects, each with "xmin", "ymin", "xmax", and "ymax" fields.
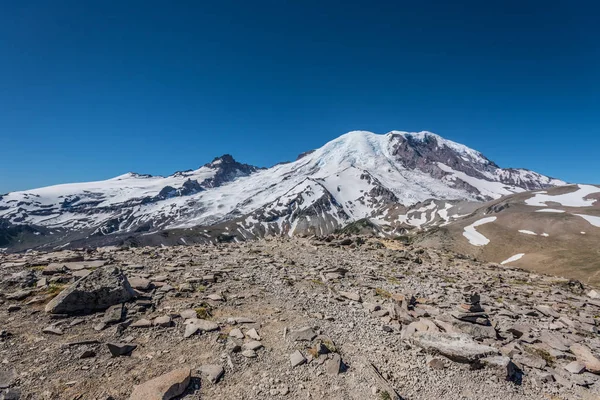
[{"xmin": 0, "ymin": 131, "xmax": 565, "ymax": 251}]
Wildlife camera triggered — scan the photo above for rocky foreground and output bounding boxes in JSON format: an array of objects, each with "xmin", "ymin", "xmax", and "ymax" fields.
[{"xmin": 1, "ymin": 237, "xmax": 600, "ymax": 399}]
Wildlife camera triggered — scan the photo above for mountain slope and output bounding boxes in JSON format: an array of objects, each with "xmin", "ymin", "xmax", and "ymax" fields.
[
  {"xmin": 416, "ymin": 184, "xmax": 600, "ymax": 284},
  {"xmin": 0, "ymin": 130, "xmax": 566, "ymax": 251}
]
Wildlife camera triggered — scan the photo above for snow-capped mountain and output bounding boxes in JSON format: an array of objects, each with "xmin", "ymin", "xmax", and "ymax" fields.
[{"xmin": 0, "ymin": 131, "xmax": 566, "ymax": 250}]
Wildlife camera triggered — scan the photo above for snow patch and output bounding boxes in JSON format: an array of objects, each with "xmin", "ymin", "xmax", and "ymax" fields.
[
  {"xmin": 574, "ymin": 214, "xmax": 600, "ymax": 228},
  {"xmin": 437, "ymin": 163, "xmax": 523, "ymax": 200},
  {"xmin": 518, "ymin": 230, "xmax": 537, "ymax": 235},
  {"xmin": 463, "ymin": 217, "xmax": 497, "ymax": 246},
  {"xmin": 525, "ymin": 185, "xmax": 600, "ymax": 207},
  {"xmin": 501, "ymin": 253, "xmax": 525, "ymax": 265},
  {"xmin": 437, "ymin": 202, "xmax": 452, "ymax": 221}
]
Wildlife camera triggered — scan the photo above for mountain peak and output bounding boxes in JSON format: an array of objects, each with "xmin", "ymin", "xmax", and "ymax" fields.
[
  {"xmin": 0, "ymin": 129, "xmax": 568, "ymax": 252},
  {"xmin": 111, "ymin": 172, "xmax": 154, "ymax": 180},
  {"xmin": 309, "ymin": 130, "xmax": 490, "ymax": 173},
  {"xmin": 208, "ymin": 154, "xmax": 237, "ymax": 166},
  {"xmin": 199, "ymin": 154, "xmax": 261, "ymax": 188}
]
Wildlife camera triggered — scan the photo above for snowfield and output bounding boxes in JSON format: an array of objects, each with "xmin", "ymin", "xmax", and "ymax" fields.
[
  {"xmin": 574, "ymin": 214, "xmax": 600, "ymax": 228},
  {"xmin": 437, "ymin": 163, "xmax": 524, "ymax": 200},
  {"xmin": 525, "ymin": 184, "xmax": 600, "ymax": 207},
  {"xmin": 0, "ymin": 130, "xmax": 570, "ymax": 241},
  {"xmin": 463, "ymin": 217, "xmax": 497, "ymax": 246}
]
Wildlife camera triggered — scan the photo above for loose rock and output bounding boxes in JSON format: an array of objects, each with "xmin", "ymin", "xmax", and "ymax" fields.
[
  {"xmin": 106, "ymin": 342, "xmax": 137, "ymax": 357},
  {"xmin": 45, "ymin": 267, "xmax": 135, "ymax": 314},
  {"xmin": 290, "ymin": 351, "xmax": 306, "ymax": 367},
  {"xmin": 129, "ymin": 368, "xmax": 191, "ymax": 400},
  {"xmin": 199, "ymin": 364, "xmax": 224, "ymax": 384}
]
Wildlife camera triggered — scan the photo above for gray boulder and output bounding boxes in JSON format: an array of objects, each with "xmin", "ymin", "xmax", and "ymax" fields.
[
  {"xmin": 290, "ymin": 350, "xmax": 306, "ymax": 367},
  {"xmin": 107, "ymin": 342, "xmax": 137, "ymax": 357},
  {"xmin": 481, "ymin": 356, "xmax": 523, "ymax": 383},
  {"xmin": 289, "ymin": 327, "xmax": 317, "ymax": 342},
  {"xmin": 0, "ymin": 369, "xmax": 15, "ymax": 389},
  {"xmin": 199, "ymin": 364, "xmax": 224, "ymax": 384},
  {"xmin": 411, "ymin": 331, "xmax": 498, "ymax": 363},
  {"xmin": 45, "ymin": 267, "xmax": 135, "ymax": 314},
  {"xmin": 129, "ymin": 368, "xmax": 191, "ymax": 400},
  {"xmin": 451, "ymin": 319, "xmax": 497, "ymax": 340}
]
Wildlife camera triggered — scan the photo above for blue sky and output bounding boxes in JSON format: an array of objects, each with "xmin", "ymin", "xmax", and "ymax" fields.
[{"xmin": 1, "ymin": 1, "xmax": 598, "ymax": 193}]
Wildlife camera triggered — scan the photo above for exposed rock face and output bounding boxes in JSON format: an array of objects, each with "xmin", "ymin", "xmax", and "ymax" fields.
[
  {"xmin": 389, "ymin": 132, "xmax": 560, "ymax": 193},
  {"xmin": 392, "ymin": 133, "xmax": 494, "ymax": 187},
  {"xmin": 223, "ymin": 178, "xmax": 352, "ymax": 240},
  {"xmin": 199, "ymin": 154, "xmax": 262, "ymax": 188},
  {"xmin": 45, "ymin": 267, "xmax": 136, "ymax": 314},
  {"xmin": 155, "ymin": 179, "xmax": 204, "ymax": 200}
]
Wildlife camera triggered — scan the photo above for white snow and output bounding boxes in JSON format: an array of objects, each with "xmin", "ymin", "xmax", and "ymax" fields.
[
  {"xmin": 574, "ymin": 214, "xmax": 600, "ymax": 228},
  {"xmin": 437, "ymin": 163, "xmax": 524, "ymax": 199},
  {"xmin": 525, "ymin": 185, "xmax": 600, "ymax": 207},
  {"xmin": 406, "ymin": 201, "xmax": 438, "ymax": 228},
  {"xmin": 495, "ymin": 170, "xmax": 564, "ymax": 188},
  {"xmin": 518, "ymin": 230, "xmax": 537, "ymax": 235},
  {"xmin": 437, "ymin": 202, "xmax": 453, "ymax": 221},
  {"xmin": 0, "ymin": 130, "xmax": 568, "ymax": 236},
  {"xmin": 320, "ymin": 168, "xmax": 381, "ymax": 219},
  {"xmin": 501, "ymin": 253, "xmax": 525, "ymax": 265},
  {"xmin": 463, "ymin": 217, "xmax": 497, "ymax": 246},
  {"xmin": 541, "ymin": 233, "xmax": 550, "ymax": 237},
  {"xmin": 534, "ymin": 207, "xmax": 600, "ymax": 229}
]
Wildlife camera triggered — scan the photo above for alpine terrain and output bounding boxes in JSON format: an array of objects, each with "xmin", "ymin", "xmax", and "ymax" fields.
[
  {"xmin": 3, "ymin": 130, "xmax": 600, "ymax": 283},
  {"xmin": 0, "ymin": 130, "xmax": 567, "ymax": 249},
  {"xmin": 2, "ymin": 131, "xmax": 600, "ymax": 400}
]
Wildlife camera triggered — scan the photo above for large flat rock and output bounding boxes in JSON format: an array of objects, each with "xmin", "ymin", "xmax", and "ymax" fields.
[
  {"xmin": 129, "ymin": 368, "xmax": 191, "ymax": 400},
  {"xmin": 45, "ymin": 267, "xmax": 136, "ymax": 314},
  {"xmin": 411, "ymin": 331, "xmax": 498, "ymax": 363},
  {"xmin": 570, "ymin": 343, "xmax": 600, "ymax": 374}
]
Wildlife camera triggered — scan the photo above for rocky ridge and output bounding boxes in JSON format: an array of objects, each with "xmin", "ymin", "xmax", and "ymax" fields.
[{"xmin": 1, "ymin": 236, "xmax": 600, "ymax": 399}]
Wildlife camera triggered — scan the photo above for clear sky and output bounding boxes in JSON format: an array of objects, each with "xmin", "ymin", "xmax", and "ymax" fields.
[{"xmin": 1, "ymin": 1, "xmax": 598, "ymax": 193}]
